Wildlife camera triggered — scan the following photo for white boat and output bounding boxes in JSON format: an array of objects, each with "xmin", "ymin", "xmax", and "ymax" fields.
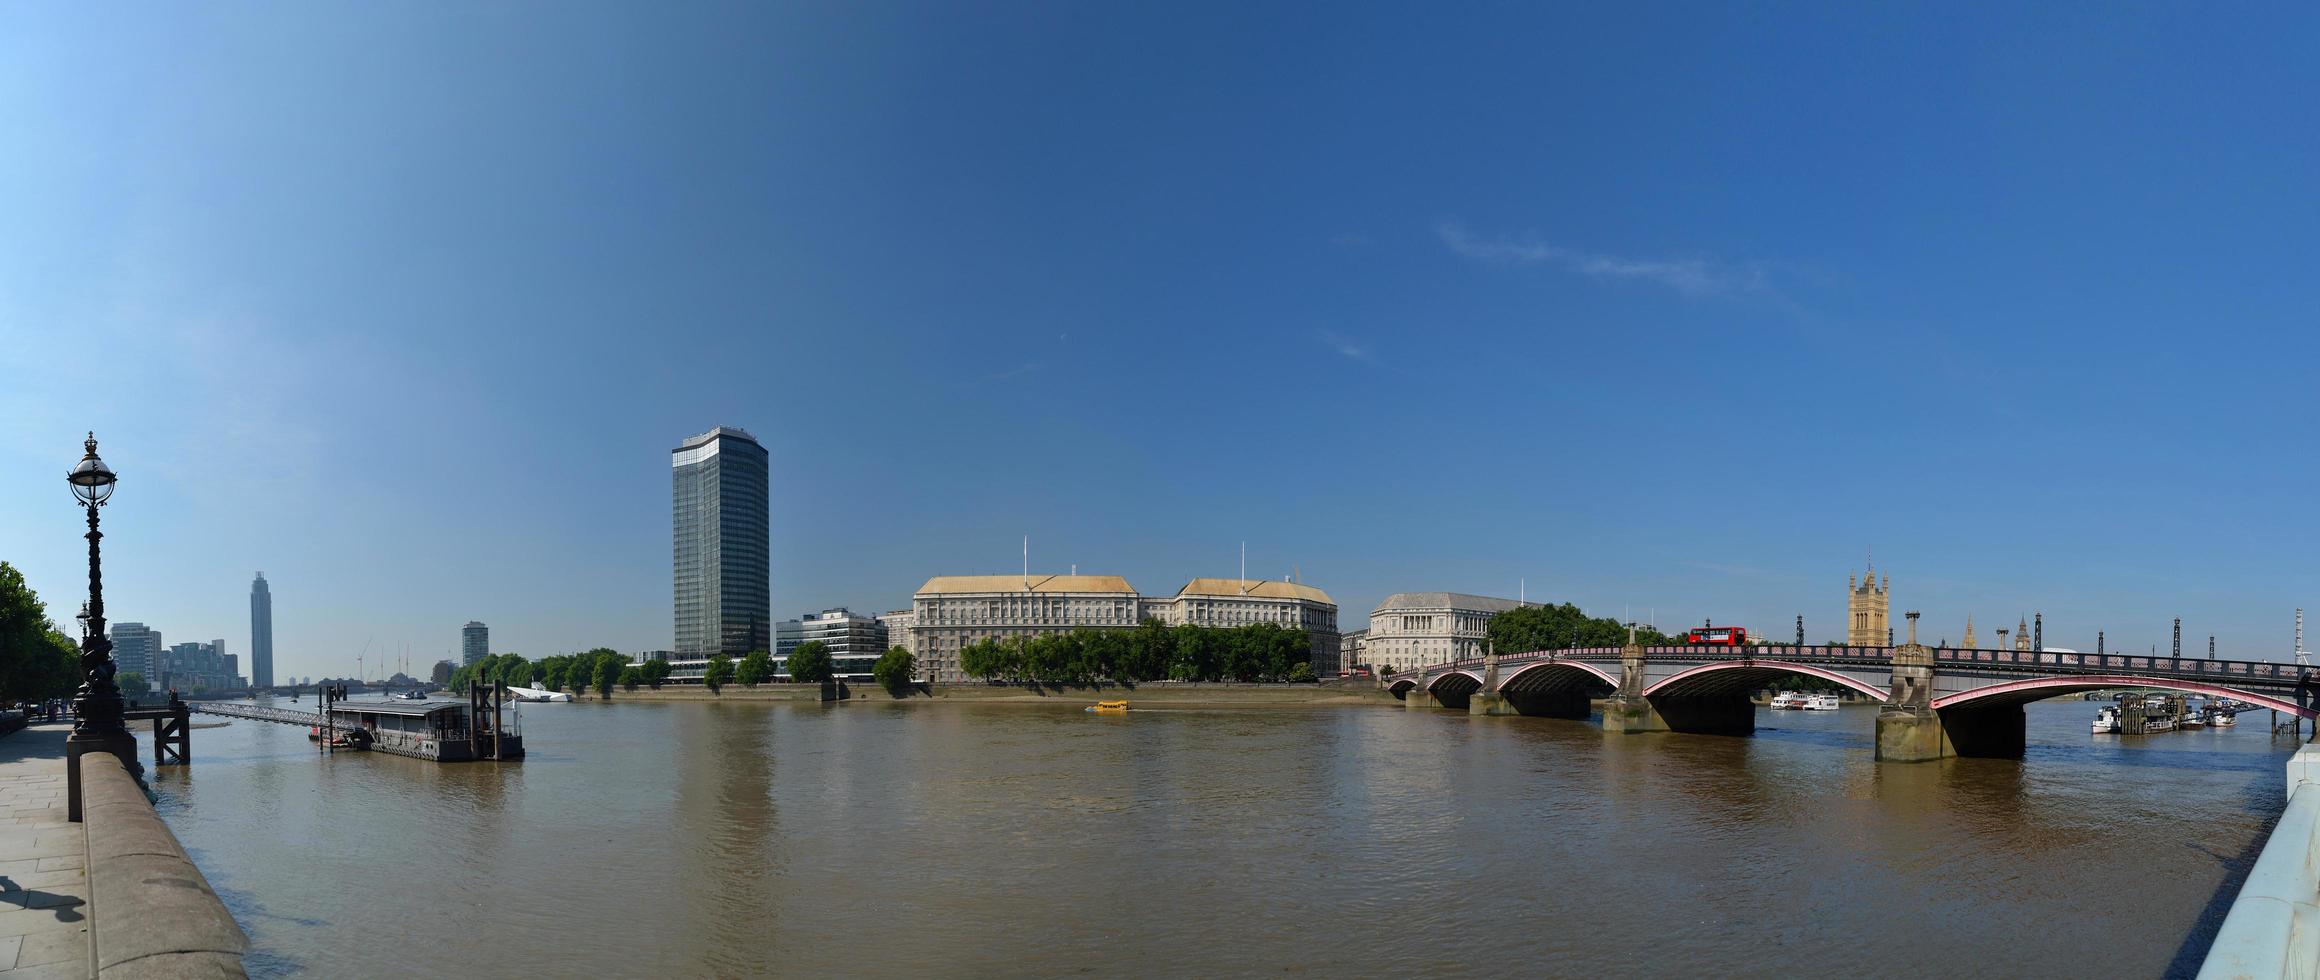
[
  {"xmin": 1804, "ymin": 694, "xmax": 1841, "ymax": 711},
  {"xmin": 2092, "ymin": 705, "xmax": 2120, "ymax": 734},
  {"xmin": 1769, "ymin": 692, "xmax": 1808, "ymax": 710},
  {"xmin": 2214, "ymin": 710, "xmax": 2237, "ymax": 727},
  {"xmin": 504, "ymin": 685, "xmax": 574, "ymax": 703}
]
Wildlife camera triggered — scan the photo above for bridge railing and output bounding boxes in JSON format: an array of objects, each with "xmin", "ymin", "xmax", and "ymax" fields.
[
  {"xmin": 1384, "ymin": 644, "xmax": 2317, "ymax": 687},
  {"xmin": 191, "ymin": 702, "xmax": 326, "ymax": 726},
  {"xmin": 1932, "ymin": 648, "xmax": 2313, "ymax": 683}
]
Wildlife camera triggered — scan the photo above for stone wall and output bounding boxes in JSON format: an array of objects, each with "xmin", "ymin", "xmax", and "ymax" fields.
[{"xmin": 81, "ymin": 752, "xmax": 248, "ymax": 978}]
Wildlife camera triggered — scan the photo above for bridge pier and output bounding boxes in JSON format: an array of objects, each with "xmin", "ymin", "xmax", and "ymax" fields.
[
  {"xmin": 1875, "ymin": 708, "xmax": 1950, "ymax": 762},
  {"xmin": 1405, "ymin": 670, "xmax": 1430, "ymax": 709},
  {"xmin": 1599, "ymin": 694, "xmax": 1668, "ymax": 734}
]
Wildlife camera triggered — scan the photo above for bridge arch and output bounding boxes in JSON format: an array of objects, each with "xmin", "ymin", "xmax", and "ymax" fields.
[
  {"xmin": 1932, "ymin": 675, "xmax": 2313, "ymax": 717},
  {"xmin": 1387, "ymin": 678, "xmax": 1417, "ymax": 698},
  {"xmin": 1427, "ymin": 670, "xmax": 1485, "ymax": 697},
  {"xmin": 1642, "ymin": 661, "xmax": 1889, "ymax": 702},
  {"xmin": 1499, "ymin": 659, "xmax": 1619, "ymax": 696}
]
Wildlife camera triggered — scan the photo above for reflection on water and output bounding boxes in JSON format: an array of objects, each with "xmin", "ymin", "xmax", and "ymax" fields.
[{"xmin": 144, "ymin": 698, "xmax": 2294, "ymax": 978}]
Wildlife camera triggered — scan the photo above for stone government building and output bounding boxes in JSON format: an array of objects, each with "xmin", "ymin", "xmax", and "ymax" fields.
[
  {"xmin": 1361, "ymin": 593, "xmax": 1536, "ymax": 676},
  {"xmin": 908, "ymin": 574, "xmax": 1340, "ymax": 682}
]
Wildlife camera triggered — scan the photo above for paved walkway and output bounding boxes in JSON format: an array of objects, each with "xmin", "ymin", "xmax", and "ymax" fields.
[{"xmin": 0, "ymin": 725, "xmax": 90, "ymax": 978}]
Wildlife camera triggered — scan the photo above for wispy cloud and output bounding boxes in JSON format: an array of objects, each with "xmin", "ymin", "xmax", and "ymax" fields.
[
  {"xmin": 1437, "ymin": 220, "xmax": 1771, "ymax": 297},
  {"xmin": 1316, "ymin": 330, "xmax": 1372, "ymax": 361},
  {"xmin": 977, "ymin": 361, "xmax": 1045, "ymax": 384}
]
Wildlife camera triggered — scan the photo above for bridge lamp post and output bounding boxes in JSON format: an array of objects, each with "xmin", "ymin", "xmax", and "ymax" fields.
[{"xmin": 65, "ymin": 433, "xmax": 140, "ymax": 820}]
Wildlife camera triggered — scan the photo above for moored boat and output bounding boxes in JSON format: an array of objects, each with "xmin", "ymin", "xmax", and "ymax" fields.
[
  {"xmin": 1804, "ymin": 694, "xmax": 1841, "ymax": 711},
  {"xmin": 2092, "ymin": 705, "xmax": 2120, "ymax": 734},
  {"xmin": 1769, "ymin": 692, "xmax": 1808, "ymax": 710}
]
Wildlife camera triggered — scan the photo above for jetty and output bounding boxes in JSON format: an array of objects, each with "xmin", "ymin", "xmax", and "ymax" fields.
[{"xmin": 194, "ymin": 687, "xmax": 524, "ymax": 761}]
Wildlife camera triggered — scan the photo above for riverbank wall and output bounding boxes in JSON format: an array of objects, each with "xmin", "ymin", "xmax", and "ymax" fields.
[
  {"xmin": 579, "ymin": 682, "xmax": 1399, "ymax": 707},
  {"xmin": 2197, "ymin": 740, "xmax": 2320, "ymax": 978},
  {"xmin": 82, "ymin": 751, "xmax": 248, "ymax": 977},
  {"xmin": 0, "ymin": 723, "xmax": 246, "ymax": 978}
]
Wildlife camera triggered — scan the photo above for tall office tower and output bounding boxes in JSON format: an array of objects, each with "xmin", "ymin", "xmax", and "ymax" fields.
[
  {"xmin": 462, "ymin": 621, "xmax": 489, "ymax": 666},
  {"xmin": 250, "ymin": 572, "xmax": 274, "ymax": 688},
  {"xmin": 671, "ymin": 427, "xmax": 770, "ymax": 659}
]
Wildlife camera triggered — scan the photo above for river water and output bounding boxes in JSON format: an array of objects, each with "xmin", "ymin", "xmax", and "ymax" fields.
[{"xmin": 140, "ymin": 697, "xmax": 2293, "ymax": 978}]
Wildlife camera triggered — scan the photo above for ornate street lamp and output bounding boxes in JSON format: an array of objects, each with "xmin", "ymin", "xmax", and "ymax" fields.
[{"xmin": 66, "ymin": 433, "xmax": 137, "ymax": 818}]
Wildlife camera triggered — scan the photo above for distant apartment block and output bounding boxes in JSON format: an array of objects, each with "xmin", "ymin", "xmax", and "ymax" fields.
[
  {"xmin": 877, "ymin": 609, "xmax": 914, "ymax": 660},
  {"xmin": 462, "ymin": 621, "xmax": 489, "ymax": 666},
  {"xmin": 163, "ymin": 639, "xmax": 242, "ymax": 692},
  {"xmin": 110, "ymin": 623, "xmax": 163, "ymax": 682}
]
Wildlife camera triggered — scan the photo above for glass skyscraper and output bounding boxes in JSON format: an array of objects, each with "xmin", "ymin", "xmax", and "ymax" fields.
[
  {"xmin": 249, "ymin": 572, "xmax": 274, "ymax": 688},
  {"xmin": 671, "ymin": 426, "xmax": 770, "ymax": 658}
]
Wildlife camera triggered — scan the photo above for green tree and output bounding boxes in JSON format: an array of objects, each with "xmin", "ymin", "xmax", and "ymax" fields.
[
  {"xmin": 703, "ymin": 654, "xmax": 733, "ymax": 693},
  {"xmin": 619, "ymin": 665, "xmax": 643, "ymax": 691},
  {"xmin": 0, "ymin": 563, "xmax": 79, "ymax": 703},
  {"xmin": 1287, "ymin": 662, "xmax": 1316, "ymax": 683},
  {"xmin": 119, "ymin": 672, "xmax": 151, "ymax": 697},
  {"xmin": 872, "ymin": 647, "xmax": 915, "ymax": 695},
  {"xmin": 494, "ymin": 655, "xmax": 533, "ymax": 690},
  {"xmin": 593, "ymin": 654, "xmax": 622, "ymax": 699},
  {"xmin": 1487, "ymin": 603, "xmax": 1678, "ymax": 657},
  {"xmin": 641, "ymin": 658, "xmax": 673, "ymax": 689},
  {"xmin": 1122, "ymin": 619, "xmax": 1173, "ymax": 680},
  {"xmin": 430, "ymin": 660, "xmax": 454, "ymax": 687},
  {"xmin": 736, "ymin": 650, "xmax": 772, "ymax": 687},
  {"xmin": 786, "ymin": 640, "xmax": 835, "ymax": 684}
]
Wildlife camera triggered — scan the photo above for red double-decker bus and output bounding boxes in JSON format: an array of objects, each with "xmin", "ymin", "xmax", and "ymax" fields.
[{"xmin": 1687, "ymin": 625, "xmax": 1749, "ymax": 645}]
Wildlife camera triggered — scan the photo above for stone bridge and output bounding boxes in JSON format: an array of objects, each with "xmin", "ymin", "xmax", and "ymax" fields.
[{"xmin": 1383, "ymin": 635, "xmax": 2318, "ymax": 761}]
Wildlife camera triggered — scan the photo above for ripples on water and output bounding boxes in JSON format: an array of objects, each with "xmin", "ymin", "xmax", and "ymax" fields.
[{"xmin": 142, "ymin": 699, "xmax": 2291, "ymax": 978}]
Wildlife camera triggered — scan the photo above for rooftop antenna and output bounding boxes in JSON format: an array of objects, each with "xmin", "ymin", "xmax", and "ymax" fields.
[
  {"xmin": 1240, "ymin": 542, "xmax": 1249, "ymax": 593},
  {"xmin": 1023, "ymin": 536, "xmax": 1029, "ymax": 589}
]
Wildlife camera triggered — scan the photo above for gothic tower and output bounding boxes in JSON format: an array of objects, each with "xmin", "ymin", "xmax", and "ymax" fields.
[
  {"xmin": 1847, "ymin": 562, "xmax": 1890, "ymax": 647},
  {"xmin": 2015, "ymin": 616, "xmax": 2032, "ymax": 651},
  {"xmin": 1963, "ymin": 615, "xmax": 1977, "ymax": 649}
]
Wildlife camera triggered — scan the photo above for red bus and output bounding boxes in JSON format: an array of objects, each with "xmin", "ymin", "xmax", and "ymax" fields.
[{"xmin": 1687, "ymin": 626, "xmax": 1749, "ymax": 646}]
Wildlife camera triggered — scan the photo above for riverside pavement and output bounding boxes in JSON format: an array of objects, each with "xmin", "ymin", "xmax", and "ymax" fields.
[{"xmin": 0, "ymin": 723, "xmax": 92, "ymax": 978}]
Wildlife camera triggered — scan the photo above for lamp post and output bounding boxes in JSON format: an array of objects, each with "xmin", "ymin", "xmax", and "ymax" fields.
[{"xmin": 66, "ymin": 433, "xmax": 139, "ymax": 821}]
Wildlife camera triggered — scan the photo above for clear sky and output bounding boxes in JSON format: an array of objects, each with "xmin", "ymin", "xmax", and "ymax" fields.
[{"xmin": 2, "ymin": 4, "xmax": 2314, "ymax": 679}]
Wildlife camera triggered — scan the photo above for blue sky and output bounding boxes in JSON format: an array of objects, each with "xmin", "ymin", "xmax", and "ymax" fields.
[{"xmin": 2, "ymin": 4, "xmax": 2314, "ymax": 678}]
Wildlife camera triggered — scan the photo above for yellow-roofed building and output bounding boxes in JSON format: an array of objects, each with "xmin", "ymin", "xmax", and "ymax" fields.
[
  {"xmin": 907, "ymin": 573, "xmax": 1341, "ymax": 681},
  {"xmin": 1142, "ymin": 579, "xmax": 1341, "ymax": 673}
]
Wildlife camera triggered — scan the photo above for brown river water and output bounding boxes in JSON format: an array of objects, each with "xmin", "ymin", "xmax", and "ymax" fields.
[{"xmin": 139, "ymin": 697, "xmax": 2294, "ymax": 978}]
